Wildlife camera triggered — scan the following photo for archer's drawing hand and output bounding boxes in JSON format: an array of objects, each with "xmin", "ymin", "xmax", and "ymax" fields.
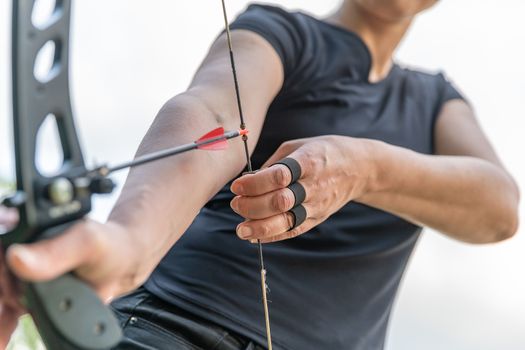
[
  {"xmin": 230, "ymin": 136, "xmax": 377, "ymax": 243},
  {"xmin": 0, "ymin": 207, "xmax": 24, "ymax": 349}
]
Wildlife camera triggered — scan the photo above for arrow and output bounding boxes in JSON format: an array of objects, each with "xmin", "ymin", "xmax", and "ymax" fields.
[{"xmin": 97, "ymin": 127, "xmax": 248, "ymax": 175}]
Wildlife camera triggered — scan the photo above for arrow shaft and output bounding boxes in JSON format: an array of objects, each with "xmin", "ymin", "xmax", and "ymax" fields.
[{"xmin": 107, "ymin": 129, "xmax": 241, "ymax": 174}]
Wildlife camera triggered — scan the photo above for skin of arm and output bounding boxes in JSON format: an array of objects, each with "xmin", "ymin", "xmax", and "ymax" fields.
[{"xmin": 358, "ymin": 99, "xmax": 520, "ymax": 243}]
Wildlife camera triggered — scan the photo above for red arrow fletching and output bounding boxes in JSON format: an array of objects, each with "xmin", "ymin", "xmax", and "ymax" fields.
[{"xmin": 196, "ymin": 127, "xmax": 228, "ymax": 150}]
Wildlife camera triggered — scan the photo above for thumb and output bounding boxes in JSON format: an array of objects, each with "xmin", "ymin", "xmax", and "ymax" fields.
[{"xmin": 6, "ymin": 221, "xmax": 103, "ymax": 282}]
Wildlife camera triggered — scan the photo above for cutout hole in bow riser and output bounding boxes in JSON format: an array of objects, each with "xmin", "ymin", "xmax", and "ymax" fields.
[
  {"xmin": 35, "ymin": 114, "xmax": 65, "ymax": 177},
  {"xmin": 34, "ymin": 40, "xmax": 62, "ymax": 84},
  {"xmin": 32, "ymin": 0, "xmax": 62, "ymax": 30}
]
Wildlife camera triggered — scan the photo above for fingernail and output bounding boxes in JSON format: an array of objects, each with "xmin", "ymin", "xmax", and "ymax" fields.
[
  {"xmin": 231, "ymin": 184, "xmax": 243, "ymax": 195},
  {"xmin": 230, "ymin": 198, "xmax": 238, "ymax": 211},
  {"xmin": 250, "ymin": 239, "xmax": 258, "ymax": 244},
  {"xmin": 9, "ymin": 245, "xmax": 36, "ymax": 268},
  {"xmin": 237, "ymin": 226, "xmax": 252, "ymax": 239}
]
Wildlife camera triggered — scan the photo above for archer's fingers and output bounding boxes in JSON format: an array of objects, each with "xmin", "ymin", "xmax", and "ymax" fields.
[
  {"xmin": 236, "ymin": 204, "xmax": 312, "ymax": 240},
  {"xmin": 6, "ymin": 220, "xmax": 106, "ymax": 282},
  {"xmin": 231, "ymin": 164, "xmax": 294, "ymax": 196},
  {"xmin": 231, "ymin": 185, "xmax": 305, "ymax": 220}
]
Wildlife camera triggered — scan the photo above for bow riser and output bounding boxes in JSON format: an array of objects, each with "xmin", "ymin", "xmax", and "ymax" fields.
[{"xmin": 7, "ymin": 0, "xmax": 90, "ymax": 247}]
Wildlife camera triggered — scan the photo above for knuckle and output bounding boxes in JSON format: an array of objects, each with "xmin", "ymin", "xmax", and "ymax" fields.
[
  {"xmin": 272, "ymin": 167, "xmax": 290, "ymax": 187},
  {"xmin": 257, "ymin": 224, "xmax": 270, "ymax": 238},
  {"xmin": 272, "ymin": 191, "xmax": 294, "ymax": 212},
  {"xmin": 280, "ymin": 141, "xmax": 293, "ymax": 152}
]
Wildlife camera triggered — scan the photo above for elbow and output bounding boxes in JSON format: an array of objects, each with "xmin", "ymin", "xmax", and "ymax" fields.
[
  {"xmin": 482, "ymin": 180, "xmax": 520, "ymax": 243},
  {"xmin": 490, "ymin": 208, "xmax": 519, "ymax": 242},
  {"xmin": 463, "ymin": 206, "xmax": 519, "ymax": 244}
]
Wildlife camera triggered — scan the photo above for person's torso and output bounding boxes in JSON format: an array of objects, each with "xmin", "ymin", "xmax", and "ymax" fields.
[{"xmin": 145, "ymin": 4, "xmax": 460, "ymax": 349}]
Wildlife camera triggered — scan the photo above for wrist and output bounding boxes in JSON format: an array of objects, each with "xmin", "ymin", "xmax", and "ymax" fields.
[
  {"xmin": 107, "ymin": 183, "xmax": 169, "ymax": 255},
  {"xmin": 354, "ymin": 138, "xmax": 390, "ymax": 200}
]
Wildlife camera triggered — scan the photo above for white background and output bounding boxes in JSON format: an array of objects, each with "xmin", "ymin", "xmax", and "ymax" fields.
[{"xmin": 1, "ymin": 1, "xmax": 524, "ymax": 349}]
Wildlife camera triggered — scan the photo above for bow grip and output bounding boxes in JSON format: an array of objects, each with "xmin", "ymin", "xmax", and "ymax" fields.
[{"xmin": 22, "ymin": 223, "xmax": 122, "ymax": 350}]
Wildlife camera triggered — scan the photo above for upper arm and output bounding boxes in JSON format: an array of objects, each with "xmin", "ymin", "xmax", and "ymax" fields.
[
  {"xmin": 434, "ymin": 99, "xmax": 504, "ymax": 167},
  {"xmin": 187, "ymin": 30, "xmax": 284, "ymax": 149}
]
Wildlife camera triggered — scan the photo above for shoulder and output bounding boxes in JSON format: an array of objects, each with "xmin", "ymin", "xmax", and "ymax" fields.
[
  {"xmin": 233, "ymin": 4, "xmax": 315, "ymax": 28},
  {"xmin": 397, "ymin": 66, "xmax": 449, "ymax": 89},
  {"xmin": 232, "ymin": 4, "xmax": 371, "ymax": 90},
  {"xmin": 233, "ymin": 3, "xmax": 360, "ymax": 48},
  {"xmin": 395, "ymin": 65, "xmax": 464, "ymax": 106},
  {"xmin": 231, "ymin": 3, "xmax": 315, "ymax": 43},
  {"xmin": 230, "ymin": 4, "xmax": 324, "ymax": 88}
]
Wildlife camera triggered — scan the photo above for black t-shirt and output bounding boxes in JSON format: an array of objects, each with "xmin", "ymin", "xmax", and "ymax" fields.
[{"xmin": 145, "ymin": 4, "xmax": 463, "ymax": 350}]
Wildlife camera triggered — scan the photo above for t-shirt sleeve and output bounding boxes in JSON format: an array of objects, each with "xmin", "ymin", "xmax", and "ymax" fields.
[
  {"xmin": 437, "ymin": 73, "xmax": 465, "ymax": 106},
  {"xmin": 229, "ymin": 5, "xmax": 303, "ymax": 80},
  {"xmin": 429, "ymin": 73, "xmax": 469, "ymax": 153},
  {"xmin": 431, "ymin": 73, "xmax": 467, "ymax": 129}
]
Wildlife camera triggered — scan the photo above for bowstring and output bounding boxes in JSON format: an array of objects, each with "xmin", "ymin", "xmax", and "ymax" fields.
[{"xmin": 220, "ymin": 1, "xmax": 273, "ymax": 349}]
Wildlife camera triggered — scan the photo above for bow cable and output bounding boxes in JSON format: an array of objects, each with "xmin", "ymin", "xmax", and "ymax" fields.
[{"xmin": 220, "ymin": 1, "xmax": 273, "ymax": 349}]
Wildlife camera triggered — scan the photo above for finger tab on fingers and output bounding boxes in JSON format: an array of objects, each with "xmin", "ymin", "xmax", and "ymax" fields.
[
  {"xmin": 288, "ymin": 204, "xmax": 307, "ymax": 231},
  {"xmin": 273, "ymin": 157, "xmax": 302, "ymax": 184},
  {"xmin": 287, "ymin": 182, "xmax": 306, "ymax": 207}
]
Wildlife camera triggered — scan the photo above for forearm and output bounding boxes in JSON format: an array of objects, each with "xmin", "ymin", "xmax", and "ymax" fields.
[
  {"xmin": 108, "ymin": 93, "xmax": 246, "ymax": 262},
  {"xmin": 358, "ymin": 140, "xmax": 520, "ymax": 243}
]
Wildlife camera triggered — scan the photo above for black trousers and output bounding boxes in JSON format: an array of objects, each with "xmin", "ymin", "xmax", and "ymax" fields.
[{"xmin": 110, "ymin": 287, "xmax": 265, "ymax": 350}]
